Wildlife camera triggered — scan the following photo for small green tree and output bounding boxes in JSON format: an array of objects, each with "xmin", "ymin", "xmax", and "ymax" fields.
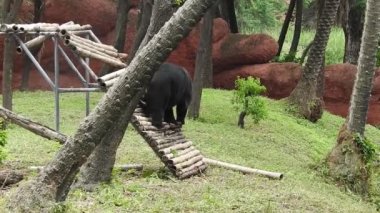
[
  {"xmin": 232, "ymin": 76, "xmax": 267, "ymax": 128},
  {"xmin": 0, "ymin": 119, "xmax": 7, "ymax": 164}
]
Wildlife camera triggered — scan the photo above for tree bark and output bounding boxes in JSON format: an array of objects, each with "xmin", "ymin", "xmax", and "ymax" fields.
[
  {"xmin": 2, "ymin": 0, "xmax": 23, "ymax": 111},
  {"xmin": 287, "ymin": 0, "xmax": 340, "ymax": 122},
  {"xmin": 76, "ymin": 0, "xmax": 176, "ymax": 189},
  {"xmin": 287, "ymin": 0, "xmax": 303, "ymax": 61},
  {"xmin": 7, "ymin": 0, "xmax": 219, "ymax": 210},
  {"xmin": 126, "ymin": 0, "xmax": 153, "ymax": 63},
  {"xmin": 188, "ymin": 5, "xmax": 214, "ymax": 119},
  {"xmin": 99, "ymin": 0, "xmax": 130, "ymax": 76},
  {"xmin": 277, "ymin": 0, "xmax": 296, "ymax": 57},
  {"xmin": 327, "ymin": 0, "xmax": 380, "ymax": 195},
  {"xmin": 342, "ymin": 0, "xmax": 365, "ymax": 65}
]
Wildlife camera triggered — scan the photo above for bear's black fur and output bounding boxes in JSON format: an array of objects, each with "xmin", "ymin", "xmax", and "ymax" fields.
[{"xmin": 141, "ymin": 63, "xmax": 192, "ymax": 128}]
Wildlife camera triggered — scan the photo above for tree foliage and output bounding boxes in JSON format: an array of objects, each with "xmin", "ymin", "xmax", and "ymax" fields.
[{"xmin": 232, "ymin": 77, "xmax": 267, "ymax": 124}]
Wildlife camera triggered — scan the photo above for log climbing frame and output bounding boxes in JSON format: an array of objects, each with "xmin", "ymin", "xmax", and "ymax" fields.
[
  {"xmin": 0, "ymin": 22, "xmax": 208, "ymax": 179},
  {"xmin": 0, "ymin": 22, "xmax": 282, "ymax": 180}
]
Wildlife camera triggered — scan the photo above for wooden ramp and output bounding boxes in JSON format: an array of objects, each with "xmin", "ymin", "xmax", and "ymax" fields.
[{"xmin": 131, "ymin": 107, "xmax": 207, "ymax": 179}]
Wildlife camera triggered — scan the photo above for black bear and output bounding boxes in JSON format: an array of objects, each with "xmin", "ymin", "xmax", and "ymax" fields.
[{"xmin": 141, "ymin": 63, "xmax": 192, "ymax": 128}]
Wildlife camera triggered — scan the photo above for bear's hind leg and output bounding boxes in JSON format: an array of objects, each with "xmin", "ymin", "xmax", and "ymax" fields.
[
  {"xmin": 164, "ymin": 107, "xmax": 177, "ymax": 124},
  {"xmin": 151, "ymin": 109, "xmax": 164, "ymax": 128}
]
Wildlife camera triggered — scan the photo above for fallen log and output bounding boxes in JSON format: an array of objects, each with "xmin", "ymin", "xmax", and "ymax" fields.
[
  {"xmin": 0, "ymin": 170, "xmax": 24, "ymax": 188},
  {"xmin": 0, "ymin": 107, "xmax": 68, "ymax": 144},
  {"xmin": 203, "ymin": 158, "xmax": 284, "ymax": 180},
  {"xmin": 29, "ymin": 164, "xmax": 143, "ymax": 172}
]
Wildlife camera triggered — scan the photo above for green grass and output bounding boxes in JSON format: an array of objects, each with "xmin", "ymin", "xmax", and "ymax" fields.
[
  {"xmin": 0, "ymin": 89, "xmax": 379, "ymax": 212},
  {"xmin": 267, "ymin": 27, "xmax": 345, "ymax": 65}
]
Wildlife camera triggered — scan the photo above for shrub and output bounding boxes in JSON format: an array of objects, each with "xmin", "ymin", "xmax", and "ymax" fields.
[
  {"xmin": 232, "ymin": 76, "xmax": 267, "ymax": 128},
  {"xmin": 0, "ymin": 119, "xmax": 7, "ymax": 164}
]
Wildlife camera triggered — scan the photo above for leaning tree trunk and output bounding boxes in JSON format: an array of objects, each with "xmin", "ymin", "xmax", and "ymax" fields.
[
  {"xmin": 99, "ymin": 0, "xmax": 130, "ymax": 76},
  {"xmin": 7, "ymin": 0, "xmax": 219, "ymax": 211},
  {"xmin": 287, "ymin": 0, "xmax": 340, "ymax": 122},
  {"xmin": 287, "ymin": 0, "xmax": 303, "ymax": 61},
  {"xmin": 327, "ymin": 0, "xmax": 380, "ymax": 195},
  {"xmin": 2, "ymin": 0, "xmax": 23, "ymax": 111},
  {"xmin": 277, "ymin": 0, "xmax": 296, "ymax": 57},
  {"xmin": 76, "ymin": 0, "xmax": 176, "ymax": 188},
  {"xmin": 342, "ymin": 0, "xmax": 365, "ymax": 65},
  {"xmin": 188, "ymin": 4, "xmax": 214, "ymax": 119}
]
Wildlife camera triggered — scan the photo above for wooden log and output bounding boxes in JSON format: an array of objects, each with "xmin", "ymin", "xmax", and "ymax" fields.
[
  {"xmin": 0, "ymin": 170, "xmax": 24, "ymax": 187},
  {"xmin": 171, "ymin": 155, "xmax": 203, "ymax": 169},
  {"xmin": 30, "ymin": 164, "xmax": 143, "ymax": 172},
  {"xmin": 177, "ymin": 164, "xmax": 207, "ymax": 179},
  {"xmin": 65, "ymin": 40, "xmax": 123, "ymax": 65},
  {"xmin": 66, "ymin": 34, "xmax": 117, "ymax": 52},
  {"xmin": 59, "ymin": 24, "xmax": 92, "ymax": 35},
  {"xmin": 163, "ymin": 146, "xmax": 196, "ymax": 161},
  {"xmin": 159, "ymin": 141, "xmax": 193, "ymax": 155},
  {"xmin": 177, "ymin": 160, "xmax": 205, "ymax": 175},
  {"xmin": 153, "ymin": 136, "xmax": 186, "ymax": 145},
  {"xmin": 203, "ymin": 158, "xmax": 283, "ymax": 180},
  {"xmin": 0, "ymin": 107, "xmax": 67, "ymax": 144},
  {"xmin": 168, "ymin": 150, "xmax": 201, "ymax": 165},
  {"xmin": 65, "ymin": 38, "xmax": 127, "ymax": 59},
  {"xmin": 97, "ymin": 69, "xmax": 124, "ymax": 84},
  {"xmin": 16, "ymin": 35, "xmax": 51, "ymax": 53},
  {"xmin": 68, "ymin": 44, "xmax": 126, "ymax": 68}
]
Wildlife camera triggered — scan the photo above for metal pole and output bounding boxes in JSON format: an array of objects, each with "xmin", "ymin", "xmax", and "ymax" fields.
[
  {"xmin": 58, "ymin": 45, "xmax": 87, "ymax": 84},
  {"xmin": 53, "ymin": 37, "xmax": 60, "ymax": 132},
  {"xmin": 13, "ymin": 34, "xmax": 55, "ymax": 89}
]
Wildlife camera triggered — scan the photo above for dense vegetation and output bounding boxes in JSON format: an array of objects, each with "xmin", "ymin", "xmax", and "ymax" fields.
[{"xmin": 0, "ymin": 91, "xmax": 379, "ymax": 211}]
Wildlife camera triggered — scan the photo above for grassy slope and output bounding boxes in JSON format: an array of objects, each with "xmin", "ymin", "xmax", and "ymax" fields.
[{"xmin": 0, "ymin": 89, "xmax": 379, "ymax": 212}]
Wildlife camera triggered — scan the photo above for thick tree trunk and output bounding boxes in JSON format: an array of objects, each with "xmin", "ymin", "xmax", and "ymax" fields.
[
  {"xmin": 7, "ymin": 0, "xmax": 218, "ymax": 210},
  {"xmin": 77, "ymin": 0, "xmax": 176, "ymax": 188},
  {"xmin": 342, "ymin": 0, "xmax": 364, "ymax": 65},
  {"xmin": 287, "ymin": 0, "xmax": 340, "ymax": 122},
  {"xmin": 287, "ymin": 0, "xmax": 303, "ymax": 61},
  {"xmin": 2, "ymin": 0, "xmax": 23, "ymax": 110},
  {"xmin": 127, "ymin": 0, "xmax": 153, "ymax": 63},
  {"xmin": 327, "ymin": 0, "xmax": 380, "ymax": 195},
  {"xmin": 188, "ymin": 5, "xmax": 214, "ymax": 119},
  {"xmin": 277, "ymin": 0, "xmax": 296, "ymax": 57},
  {"xmin": 99, "ymin": 0, "xmax": 130, "ymax": 76}
]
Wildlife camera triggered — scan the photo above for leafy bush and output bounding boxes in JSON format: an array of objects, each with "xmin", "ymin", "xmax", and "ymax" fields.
[
  {"xmin": 0, "ymin": 120, "xmax": 7, "ymax": 164},
  {"xmin": 232, "ymin": 76, "xmax": 267, "ymax": 125}
]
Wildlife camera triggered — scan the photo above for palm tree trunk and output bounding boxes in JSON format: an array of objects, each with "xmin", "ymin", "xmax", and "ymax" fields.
[
  {"xmin": 287, "ymin": 0, "xmax": 340, "ymax": 122},
  {"xmin": 7, "ymin": 0, "xmax": 219, "ymax": 211},
  {"xmin": 327, "ymin": 0, "xmax": 380, "ymax": 195}
]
